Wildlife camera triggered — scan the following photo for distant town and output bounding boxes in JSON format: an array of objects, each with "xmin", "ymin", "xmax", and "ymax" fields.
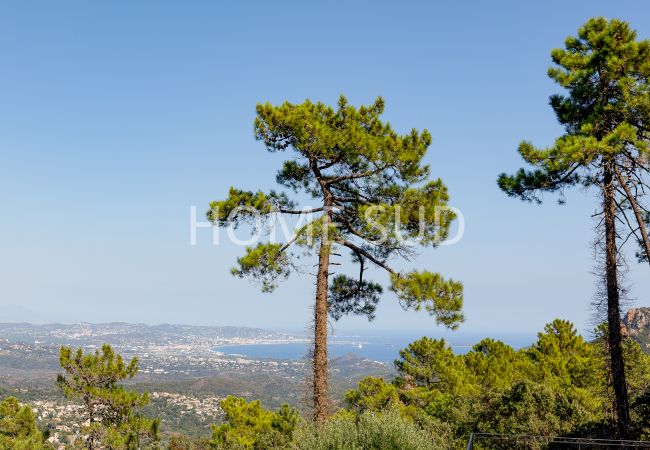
[{"xmin": 0, "ymin": 322, "xmax": 390, "ymax": 447}]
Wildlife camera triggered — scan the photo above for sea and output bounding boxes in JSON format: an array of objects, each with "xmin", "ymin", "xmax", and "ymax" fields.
[{"xmin": 214, "ymin": 331, "xmax": 535, "ymax": 363}]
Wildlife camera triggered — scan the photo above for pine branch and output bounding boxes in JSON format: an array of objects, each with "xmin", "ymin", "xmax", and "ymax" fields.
[{"xmin": 335, "ymin": 238, "xmax": 395, "ymax": 274}]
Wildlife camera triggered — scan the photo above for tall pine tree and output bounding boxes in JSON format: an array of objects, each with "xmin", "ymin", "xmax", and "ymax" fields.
[
  {"xmin": 498, "ymin": 18, "xmax": 650, "ymax": 436},
  {"xmin": 209, "ymin": 96, "xmax": 463, "ymax": 422}
]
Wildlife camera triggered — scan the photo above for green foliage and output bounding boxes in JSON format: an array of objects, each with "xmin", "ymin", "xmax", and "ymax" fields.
[
  {"xmin": 623, "ymin": 338, "xmax": 650, "ymax": 399},
  {"xmin": 464, "ymin": 338, "xmax": 531, "ymax": 391},
  {"xmin": 58, "ymin": 344, "xmax": 159, "ymax": 449},
  {"xmin": 208, "ymin": 188, "xmax": 294, "ymax": 227},
  {"xmin": 210, "ymin": 397, "xmax": 298, "ymax": 449},
  {"xmin": 478, "ymin": 380, "xmax": 592, "ymax": 446},
  {"xmin": 208, "ymin": 95, "xmax": 463, "ymax": 326},
  {"xmin": 328, "ymin": 274, "xmax": 382, "ymax": 321},
  {"xmin": 168, "ymin": 434, "xmax": 210, "ymax": 450},
  {"xmin": 292, "ymin": 409, "xmax": 445, "ymax": 450},
  {"xmin": 355, "ymin": 179, "xmax": 455, "ymax": 247},
  {"xmin": 253, "ymin": 96, "xmax": 432, "ymax": 184},
  {"xmin": 0, "ymin": 397, "xmax": 51, "ymax": 450},
  {"xmin": 390, "ymin": 272, "xmax": 464, "ymax": 328},
  {"xmin": 498, "ymin": 17, "xmax": 650, "ymax": 203},
  {"xmin": 231, "ymin": 243, "xmax": 292, "ymax": 293},
  {"xmin": 394, "ymin": 337, "xmax": 472, "ymax": 396},
  {"xmin": 632, "ymin": 391, "xmax": 650, "ymax": 440},
  {"xmin": 270, "ymin": 404, "xmax": 299, "ymax": 438},
  {"xmin": 99, "ymin": 415, "xmax": 161, "ymax": 450},
  {"xmin": 345, "ymin": 319, "xmax": 650, "ymax": 443},
  {"xmin": 527, "ymin": 320, "xmax": 603, "ymax": 394},
  {"xmin": 593, "ymin": 324, "xmax": 650, "ymax": 411},
  {"xmin": 344, "ymin": 377, "xmax": 400, "ymax": 414}
]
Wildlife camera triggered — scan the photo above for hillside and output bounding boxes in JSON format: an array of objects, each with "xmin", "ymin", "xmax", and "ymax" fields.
[
  {"xmin": 623, "ymin": 307, "xmax": 650, "ymax": 352},
  {"xmin": 0, "ymin": 323, "xmax": 392, "ymax": 440}
]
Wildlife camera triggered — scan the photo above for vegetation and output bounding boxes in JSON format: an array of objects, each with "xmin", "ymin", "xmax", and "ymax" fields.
[
  {"xmin": 168, "ymin": 434, "xmax": 210, "ymax": 449},
  {"xmin": 344, "ymin": 320, "xmax": 650, "ymax": 447},
  {"xmin": 208, "ymin": 96, "xmax": 463, "ymax": 422},
  {"xmin": 209, "ymin": 397, "xmax": 298, "ymax": 449},
  {"xmin": 57, "ymin": 344, "xmax": 160, "ymax": 449},
  {"xmin": 0, "ymin": 397, "xmax": 51, "ymax": 449},
  {"xmin": 292, "ymin": 409, "xmax": 448, "ymax": 450}
]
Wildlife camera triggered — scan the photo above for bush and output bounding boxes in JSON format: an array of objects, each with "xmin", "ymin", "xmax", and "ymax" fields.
[
  {"xmin": 481, "ymin": 380, "xmax": 593, "ymax": 436},
  {"xmin": 292, "ymin": 409, "xmax": 442, "ymax": 450}
]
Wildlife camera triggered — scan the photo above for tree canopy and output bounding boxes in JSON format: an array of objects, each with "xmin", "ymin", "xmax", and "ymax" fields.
[
  {"xmin": 0, "ymin": 397, "xmax": 51, "ymax": 450},
  {"xmin": 498, "ymin": 18, "xmax": 650, "ymax": 207},
  {"xmin": 209, "ymin": 96, "xmax": 464, "ymax": 327},
  {"xmin": 57, "ymin": 344, "xmax": 159, "ymax": 449}
]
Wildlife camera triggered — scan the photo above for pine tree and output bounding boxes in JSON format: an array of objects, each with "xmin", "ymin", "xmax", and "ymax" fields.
[
  {"xmin": 344, "ymin": 377, "xmax": 400, "ymax": 415},
  {"xmin": 0, "ymin": 397, "xmax": 51, "ymax": 449},
  {"xmin": 498, "ymin": 18, "xmax": 650, "ymax": 436},
  {"xmin": 209, "ymin": 396, "xmax": 298, "ymax": 449},
  {"xmin": 57, "ymin": 344, "xmax": 159, "ymax": 449},
  {"xmin": 208, "ymin": 96, "xmax": 463, "ymax": 422}
]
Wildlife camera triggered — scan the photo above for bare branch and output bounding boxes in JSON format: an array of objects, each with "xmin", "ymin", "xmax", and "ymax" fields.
[
  {"xmin": 278, "ymin": 234, "xmax": 300, "ymax": 254},
  {"xmin": 335, "ymin": 238, "xmax": 395, "ymax": 274},
  {"xmin": 614, "ymin": 167, "xmax": 650, "ymax": 265},
  {"xmin": 619, "ymin": 228, "xmax": 641, "ymax": 252}
]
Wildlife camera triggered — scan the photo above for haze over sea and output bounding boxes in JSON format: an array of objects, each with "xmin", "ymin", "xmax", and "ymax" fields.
[{"xmin": 215, "ymin": 331, "xmax": 535, "ymax": 362}]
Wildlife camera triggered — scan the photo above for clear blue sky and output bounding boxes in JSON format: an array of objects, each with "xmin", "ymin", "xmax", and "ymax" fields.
[{"xmin": 1, "ymin": 1, "xmax": 649, "ymax": 337}]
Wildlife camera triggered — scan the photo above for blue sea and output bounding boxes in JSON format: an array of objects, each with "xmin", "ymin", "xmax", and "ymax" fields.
[{"xmin": 214, "ymin": 332, "xmax": 534, "ymax": 363}]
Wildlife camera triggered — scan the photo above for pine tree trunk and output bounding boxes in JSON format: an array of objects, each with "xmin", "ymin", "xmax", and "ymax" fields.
[
  {"xmin": 313, "ymin": 211, "xmax": 331, "ymax": 423},
  {"xmin": 603, "ymin": 163, "xmax": 631, "ymax": 437},
  {"xmin": 86, "ymin": 397, "xmax": 94, "ymax": 450}
]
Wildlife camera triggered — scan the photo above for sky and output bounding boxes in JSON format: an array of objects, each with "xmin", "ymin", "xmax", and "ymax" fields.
[{"xmin": 1, "ymin": 1, "xmax": 649, "ymax": 338}]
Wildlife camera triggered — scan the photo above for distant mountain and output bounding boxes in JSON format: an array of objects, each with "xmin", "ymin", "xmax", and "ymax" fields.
[{"xmin": 622, "ymin": 307, "xmax": 650, "ymax": 352}]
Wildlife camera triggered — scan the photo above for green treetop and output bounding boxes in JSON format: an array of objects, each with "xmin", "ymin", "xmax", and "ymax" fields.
[
  {"xmin": 57, "ymin": 344, "xmax": 159, "ymax": 450},
  {"xmin": 498, "ymin": 18, "xmax": 650, "ymax": 207},
  {"xmin": 210, "ymin": 396, "xmax": 298, "ymax": 449}
]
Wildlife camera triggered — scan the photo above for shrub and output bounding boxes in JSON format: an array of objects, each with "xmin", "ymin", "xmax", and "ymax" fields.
[{"xmin": 292, "ymin": 409, "xmax": 442, "ymax": 450}]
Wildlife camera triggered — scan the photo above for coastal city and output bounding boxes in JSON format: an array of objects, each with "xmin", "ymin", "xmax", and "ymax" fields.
[{"xmin": 0, "ymin": 322, "xmax": 391, "ymax": 445}]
